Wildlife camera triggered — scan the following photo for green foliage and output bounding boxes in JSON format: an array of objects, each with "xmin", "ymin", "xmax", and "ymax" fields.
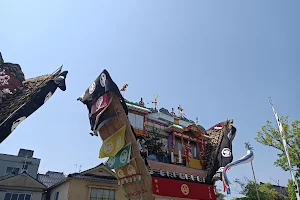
[
  {"xmin": 215, "ymin": 188, "xmax": 226, "ymax": 200},
  {"xmin": 287, "ymin": 179, "xmax": 300, "ymax": 200},
  {"xmin": 245, "ymin": 142, "xmax": 254, "ymax": 151},
  {"xmin": 255, "ymin": 116, "xmax": 300, "ymax": 178},
  {"xmin": 233, "ymin": 177, "xmax": 280, "ymax": 200},
  {"xmin": 143, "ymin": 127, "xmax": 163, "ymax": 156}
]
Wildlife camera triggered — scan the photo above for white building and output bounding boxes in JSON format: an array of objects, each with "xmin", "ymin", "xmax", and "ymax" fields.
[{"xmin": 0, "ymin": 149, "xmax": 46, "ymax": 200}]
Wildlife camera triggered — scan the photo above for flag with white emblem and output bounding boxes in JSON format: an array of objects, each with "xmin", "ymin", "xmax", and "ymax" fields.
[
  {"xmin": 105, "ymin": 142, "xmax": 132, "ymax": 169},
  {"xmin": 212, "ymin": 124, "xmax": 236, "ymax": 181},
  {"xmin": 115, "ymin": 158, "xmax": 138, "ymax": 179},
  {"xmin": 269, "ymin": 98, "xmax": 300, "ymax": 199},
  {"xmin": 99, "ymin": 125, "xmax": 126, "ymax": 158},
  {"xmin": 77, "ymin": 69, "xmax": 128, "ymax": 115},
  {"xmin": 0, "ymin": 58, "xmax": 68, "ymax": 144}
]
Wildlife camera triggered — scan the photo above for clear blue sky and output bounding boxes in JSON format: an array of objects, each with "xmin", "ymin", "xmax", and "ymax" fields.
[{"xmin": 1, "ymin": 1, "xmax": 299, "ymax": 199}]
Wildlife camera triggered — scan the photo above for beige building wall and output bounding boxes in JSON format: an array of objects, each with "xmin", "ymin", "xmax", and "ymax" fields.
[
  {"xmin": 48, "ymin": 181, "xmax": 70, "ymax": 200},
  {"xmin": 0, "ymin": 173, "xmax": 46, "ymax": 200},
  {"xmin": 68, "ymin": 179, "xmax": 125, "ymax": 200},
  {"xmin": 47, "ymin": 179, "xmax": 125, "ymax": 200}
]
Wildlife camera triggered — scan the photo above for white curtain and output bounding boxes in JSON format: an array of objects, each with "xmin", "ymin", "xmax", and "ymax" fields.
[
  {"xmin": 135, "ymin": 115, "xmax": 144, "ymax": 130},
  {"xmin": 128, "ymin": 113, "xmax": 136, "ymax": 127}
]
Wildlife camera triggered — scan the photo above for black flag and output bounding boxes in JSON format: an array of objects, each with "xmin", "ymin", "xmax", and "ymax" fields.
[
  {"xmin": 0, "ymin": 69, "xmax": 68, "ymax": 143},
  {"xmin": 77, "ymin": 69, "xmax": 128, "ymax": 131},
  {"xmin": 211, "ymin": 124, "xmax": 236, "ymax": 182}
]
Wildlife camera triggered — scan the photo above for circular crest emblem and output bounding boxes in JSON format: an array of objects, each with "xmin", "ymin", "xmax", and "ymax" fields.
[
  {"xmin": 100, "ymin": 73, "xmax": 106, "ymax": 87},
  {"xmin": 106, "ymin": 157, "xmax": 115, "ymax": 168},
  {"xmin": 89, "ymin": 82, "xmax": 96, "ymax": 94},
  {"xmin": 44, "ymin": 92, "xmax": 52, "ymax": 103},
  {"xmin": 103, "ymin": 142, "xmax": 114, "ymax": 154},
  {"xmin": 117, "ymin": 169, "xmax": 125, "ymax": 178},
  {"xmin": 181, "ymin": 184, "xmax": 189, "ymax": 195},
  {"xmin": 11, "ymin": 116, "xmax": 27, "ymax": 132},
  {"xmin": 120, "ymin": 149, "xmax": 129, "ymax": 164},
  {"xmin": 96, "ymin": 96, "xmax": 103, "ymax": 108},
  {"xmin": 221, "ymin": 148, "xmax": 231, "ymax": 157},
  {"xmin": 116, "ymin": 135, "xmax": 122, "ymax": 149},
  {"xmin": 127, "ymin": 164, "xmax": 136, "ymax": 175}
]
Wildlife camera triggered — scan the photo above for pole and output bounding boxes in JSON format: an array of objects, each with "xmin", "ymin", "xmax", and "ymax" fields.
[
  {"xmin": 269, "ymin": 97, "xmax": 300, "ymax": 200},
  {"xmin": 250, "ymin": 161, "xmax": 260, "ymax": 200}
]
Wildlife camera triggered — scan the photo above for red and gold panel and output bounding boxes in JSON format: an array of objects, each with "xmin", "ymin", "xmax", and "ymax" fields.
[{"xmin": 152, "ymin": 177, "xmax": 216, "ymax": 200}]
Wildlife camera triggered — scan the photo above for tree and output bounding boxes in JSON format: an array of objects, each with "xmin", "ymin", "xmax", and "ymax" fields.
[
  {"xmin": 233, "ymin": 177, "xmax": 280, "ymax": 200},
  {"xmin": 255, "ymin": 116, "xmax": 300, "ymax": 178},
  {"xmin": 214, "ymin": 187, "xmax": 226, "ymax": 200},
  {"xmin": 143, "ymin": 126, "xmax": 164, "ymax": 156},
  {"xmin": 255, "ymin": 116, "xmax": 300, "ymax": 199},
  {"xmin": 287, "ymin": 179, "xmax": 300, "ymax": 200}
]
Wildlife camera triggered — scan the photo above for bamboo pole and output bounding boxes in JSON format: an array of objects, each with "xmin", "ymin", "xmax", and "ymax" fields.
[
  {"xmin": 250, "ymin": 161, "xmax": 260, "ymax": 200},
  {"xmin": 245, "ymin": 142, "xmax": 260, "ymax": 200}
]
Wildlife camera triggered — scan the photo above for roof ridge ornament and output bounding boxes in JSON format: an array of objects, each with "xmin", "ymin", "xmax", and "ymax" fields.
[
  {"xmin": 139, "ymin": 97, "xmax": 144, "ymax": 106},
  {"xmin": 152, "ymin": 93, "xmax": 158, "ymax": 111},
  {"xmin": 196, "ymin": 117, "xmax": 199, "ymax": 125},
  {"xmin": 178, "ymin": 105, "xmax": 184, "ymax": 119}
]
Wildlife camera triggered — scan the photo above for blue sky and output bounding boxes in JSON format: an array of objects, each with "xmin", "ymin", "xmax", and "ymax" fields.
[{"xmin": 1, "ymin": 1, "xmax": 299, "ymax": 199}]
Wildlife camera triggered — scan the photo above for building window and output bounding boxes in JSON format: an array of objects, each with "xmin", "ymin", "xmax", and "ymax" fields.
[
  {"xmin": 21, "ymin": 164, "xmax": 28, "ymax": 173},
  {"xmin": 5, "ymin": 167, "xmax": 20, "ymax": 175},
  {"xmin": 90, "ymin": 188, "xmax": 115, "ymax": 200},
  {"xmin": 174, "ymin": 138, "xmax": 181, "ymax": 153},
  {"xmin": 4, "ymin": 193, "xmax": 31, "ymax": 200},
  {"xmin": 54, "ymin": 192, "xmax": 59, "ymax": 200},
  {"xmin": 128, "ymin": 113, "xmax": 144, "ymax": 130},
  {"xmin": 190, "ymin": 142, "xmax": 197, "ymax": 159}
]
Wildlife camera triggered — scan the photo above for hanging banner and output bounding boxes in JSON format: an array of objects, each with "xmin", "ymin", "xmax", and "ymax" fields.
[
  {"xmin": 222, "ymin": 150, "xmax": 254, "ymax": 194},
  {"xmin": 77, "ymin": 69, "xmax": 128, "ymax": 115},
  {"xmin": 99, "ymin": 125, "xmax": 126, "ymax": 158},
  {"xmin": 90, "ymin": 92, "xmax": 110, "ymax": 116},
  {"xmin": 152, "ymin": 177, "xmax": 216, "ymax": 200},
  {"xmin": 171, "ymin": 152, "xmax": 174, "ymax": 163},
  {"xmin": 178, "ymin": 150, "xmax": 182, "ymax": 163},
  {"xmin": 115, "ymin": 158, "xmax": 138, "ymax": 179},
  {"xmin": 105, "ymin": 142, "xmax": 132, "ymax": 169},
  {"xmin": 269, "ymin": 98, "xmax": 300, "ymax": 199},
  {"xmin": 95, "ymin": 111, "xmax": 120, "ymax": 133},
  {"xmin": 89, "ymin": 93, "xmax": 113, "ymax": 131},
  {"xmin": 212, "ymin": 125, "xmax": 236, "ymax": 181}
]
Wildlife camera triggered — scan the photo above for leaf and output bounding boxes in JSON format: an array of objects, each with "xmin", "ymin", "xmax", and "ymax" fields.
[{"xmin": 255, "ymin": 116, "xmax": 300, "ymax": 179}]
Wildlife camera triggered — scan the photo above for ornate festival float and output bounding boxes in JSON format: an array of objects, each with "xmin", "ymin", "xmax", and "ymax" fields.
[
  {"xmin": 78, "ymin": 70, "xmax": 237, "ymax": 200},
  {"xmin": 0, "ymin": 52, "xmax": 68, "ymax": 144}
]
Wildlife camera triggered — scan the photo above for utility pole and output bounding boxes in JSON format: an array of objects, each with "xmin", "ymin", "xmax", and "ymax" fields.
[
  {"xmin": 269, "ymin": 97, "xmax": 300, "ymax": 200},
  {"xmin": 245, "ymin": 142, "xmax": 260, "ymax": 200}
]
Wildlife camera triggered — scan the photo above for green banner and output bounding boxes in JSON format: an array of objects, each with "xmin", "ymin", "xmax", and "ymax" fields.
[{"xmin": 105, "ymin": 142, "xmax": 132, "ymax": 169}]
